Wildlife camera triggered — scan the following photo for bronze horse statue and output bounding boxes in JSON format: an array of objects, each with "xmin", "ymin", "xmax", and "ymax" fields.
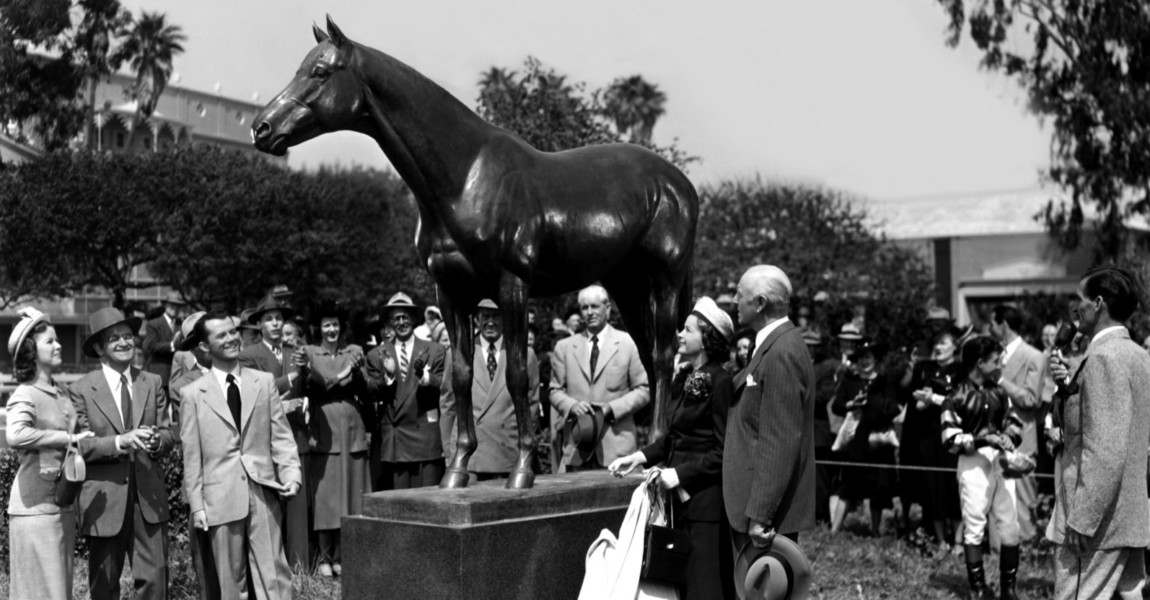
[{"xmin": 253, "ymin": 16, "xmax": 698, "ymax": 490}]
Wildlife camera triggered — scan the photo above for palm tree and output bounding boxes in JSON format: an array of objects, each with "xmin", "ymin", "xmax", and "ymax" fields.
[
  {"xmin": 74, "ymin": 0, "xmax": 132, "ymax": 150},
  {"xmin": 116, "ymin": 11, "xmax": 185, "ymax": 150},
  {"xmin": 603, "ymin": 75, "xmax": 667, "ymax": 145}
]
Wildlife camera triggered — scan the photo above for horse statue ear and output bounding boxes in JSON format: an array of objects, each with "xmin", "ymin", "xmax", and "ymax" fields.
[
  {"xmin": 325, "ymin": 14, "xmax": 349, "ymax": 48},
  {"xmin": 312, "ymin": 23, "xmax": 329, "ymax": 44}
]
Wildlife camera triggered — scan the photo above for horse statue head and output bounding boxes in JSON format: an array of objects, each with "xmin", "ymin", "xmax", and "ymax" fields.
[{"xmin": 252, "ymin": 16, "xmax": 366, "ymax": 156}]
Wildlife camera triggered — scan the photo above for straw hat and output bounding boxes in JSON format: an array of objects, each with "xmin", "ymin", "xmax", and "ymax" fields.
[
  {"xmin": 7, "ymin": 307, "xmax": 50, "ymax": 356},
  {"xmin": 733, "ymin": 537, "xmax": 812, "ymax": 600}
]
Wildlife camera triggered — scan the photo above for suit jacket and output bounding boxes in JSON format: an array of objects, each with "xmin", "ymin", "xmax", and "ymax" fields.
[
  {"xmin": 238, "ymin": 342, "xmax": 292, "ymax": 394},
  {"xmin": 180, "ymin": 367, "xmax": 301, "ymax": 527},
  {"xmin": 722, "ymin": 321, "xmax": 816, "ymax": 535},
  {"xmin": 463, "ymin": 340, "xmax": 539, "ymax": 474},
  {"xmin": 169, "ymin": 351, "xmax": 199, "ymax": 387},
  {"xmin": 1000, "ymin": 339, "xmax": 1045, "ymax": 455},
  {"xmin": 1048, "ymin": 328, "xmax": 1150, "ymax": 550},
  {"xmin": 364, "ymin": 337, "xmax": 448, "ymax": 462},
  {"xmin": 69, "ymin": 368, "xmax": 174, "ymax": 536},
  {"xmin": 143, "ymin": 316, "xmax": 177, "ymax": 386},
  {"xmin": 642, "ymin": 361, "xmax": 731, "ymax": 522},
  {"xmin": 549, "ymin": 325, "xmax": 650, "ymax": 467}
]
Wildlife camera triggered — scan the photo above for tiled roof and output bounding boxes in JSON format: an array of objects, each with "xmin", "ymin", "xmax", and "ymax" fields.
[{"xmin": 861, "ymin": 188, "xmax": 1064, "ymax": 240}]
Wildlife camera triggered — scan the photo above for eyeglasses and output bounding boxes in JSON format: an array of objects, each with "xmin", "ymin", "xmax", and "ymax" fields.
[{"xmin": 104, "ymin": 333, "xmax": 136, "ymax": 344}]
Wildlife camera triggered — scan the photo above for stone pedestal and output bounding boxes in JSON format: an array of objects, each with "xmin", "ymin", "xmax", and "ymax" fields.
[{"xmin": 342, "ymin": 471, "xmax": 638, "ymax": 600}]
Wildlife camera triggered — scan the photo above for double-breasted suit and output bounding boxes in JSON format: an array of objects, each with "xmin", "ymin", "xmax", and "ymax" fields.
[
  {"xmin": 364, "ymin": 337, "xmax": 448, "ymax": 487},
  {"xmin": 549, "ymin": 325, "xmax": 650, "ymax": 470},
  {"xmin": 1048, "ymin": 327, "xmax": 1150, "ymax": 598},
  {"xmin": 722, "ymin": 320, "xmax": 816, "ymax": 537},
  {"xmin": 143, "ymin": 316, "xmax": 177, "ymax": 388},
  {"xmin": 454, "ymin": 338, "xmax": 539, "ymax": 475},
  {"xmin": 180, "ymin": 367, "xmax": 301, "ymax": 600},
  {"xmin": 70, "ymin": 367, "xmax": 174, "ymax": 600}
]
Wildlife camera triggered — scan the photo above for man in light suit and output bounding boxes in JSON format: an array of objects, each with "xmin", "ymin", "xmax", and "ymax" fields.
[
  {"xmin": 722, "ymin": 265, "xmax": 815, "ymax": 550},
  {"xmin": 364, "ymin": 292, "xmax": 449, "ymax": 490},
  {"xmin": 71, "ymin": 307, "xmax": 175, "ymax": 600},
  {"xmin": 549, "ymin": 285, "xmax": 650, "ymax": 472},
  {"xmin": 1048, "ymin": 266, "xmax": 1150, "ymax": 599},
  {"xmin": 440, "ymin": 299, "xmax": 539, "ymax": 480},
  {"xmin": 236, "ymin": 295, "xmax": 310, "ymax": 571},
  {"xmin": 990, "ymin": 304, "xmax": 1046, "ymax": 542},
  {"xmin": 180, "ymin": 312, "xmax": 301, "ymax": 600},
  {"xmin": 143, "ymin": 292, "xmax": 185, "ymax": 390}
]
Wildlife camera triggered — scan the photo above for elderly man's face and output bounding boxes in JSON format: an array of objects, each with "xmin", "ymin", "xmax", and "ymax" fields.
[
  {"xmin": 478, "ymin": 309, "xmax": 502, "ymax": 343},
  {"xmin": 734, "ymin": 275, "xmax": 760, "ymax": 327},
  {"xmin": 97, "ymin": 323, "xmax": 136, "ymax": 368},
  {"xmin": 390, "ymin": 309, "xmax": 415, "ymax": 340}
]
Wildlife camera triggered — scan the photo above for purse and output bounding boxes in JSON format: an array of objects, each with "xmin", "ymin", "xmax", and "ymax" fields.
[
  {"xmin": 54, "ymin": 412, "xmax": 86, "ymax": 506},
  {"xmin": 641, "ymin": 478, "xmax": 692, "ymax": 588}
]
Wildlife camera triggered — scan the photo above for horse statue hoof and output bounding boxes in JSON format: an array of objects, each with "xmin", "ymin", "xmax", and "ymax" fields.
[
  {"xmin": 505, "ymin": 469, "xmax": 535, "ymax": 490},
  {"xmin": 439, "ymin": 469, "xmax": 470, "ymax": 489}
]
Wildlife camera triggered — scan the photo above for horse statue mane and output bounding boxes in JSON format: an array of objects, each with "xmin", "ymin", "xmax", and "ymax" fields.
[{"xmin": 253, "ymin": 16, "xmax": 698, "ymax": 489}]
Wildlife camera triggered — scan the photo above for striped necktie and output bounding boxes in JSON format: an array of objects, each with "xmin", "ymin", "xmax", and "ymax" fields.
[{"xmin": 398, "ymin": 341, "xmax": 408, "ymax": 382}]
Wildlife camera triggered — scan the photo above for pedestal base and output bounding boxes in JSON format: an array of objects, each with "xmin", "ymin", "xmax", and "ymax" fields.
[{"xmin": 342, "ymin": 470, "xmax": 638, "ymax": 600}]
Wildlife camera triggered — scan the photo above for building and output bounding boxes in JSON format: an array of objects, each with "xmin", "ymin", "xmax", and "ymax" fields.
[{"xmin": 0, "ymin": 71, "xmax": 276, "ymax": 375}]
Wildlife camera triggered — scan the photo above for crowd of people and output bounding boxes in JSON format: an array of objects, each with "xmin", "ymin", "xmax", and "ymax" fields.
[{"xmin": 4, "ymin": 263, "xmax": 1149, "ymax": 600}]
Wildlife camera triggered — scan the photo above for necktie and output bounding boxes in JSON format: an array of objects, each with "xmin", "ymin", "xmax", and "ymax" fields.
[
  {"xmin": 273, "ymin": 345, "xmax": 282, "ymax": 361},
  {"xmin": 590, "ymin": 335, "xmax": 600, "ymax": 375},
  {"xmin": 226, "ymin": 374, "xmax": 242, "ymax": 429},
  {"xmin": 487, "ymin": 343, "xmax": 498, "ymax": 380},
  {"xmin": 398, "ymin": 342, "xmax": 408, "ymax": 382},
  {"xmin": 119, "ymin": 374, "xmax": 132, "ymax": 430}
]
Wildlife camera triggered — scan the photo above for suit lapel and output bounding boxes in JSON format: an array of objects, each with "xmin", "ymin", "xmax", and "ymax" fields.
[
  {"xmin": 90, "ymin": 373, "xmax": 126, "ymax": 433},
  {"xmin": 130, "ymin": 367, "xmax": 149, "ymax": 428},
  {"xmin": 474, "ymin": 343, "xmax": 493, "ymax": 394},
  {"xmin": 592, "ymin": 329, "xmax": 620, "ymax": 382},
  {"xmin": 239, "ymin": 368, "xmax": 258, "ymax": 435},
  {"xmin": 476, "ymin": 347, "xmax": 507, "ymax": 420},
  {"xmin": 734, "ymin": 321, "xmax": 793, "ymax": 398},
  {"xmin": 574, "ymin": 334, "xmax": 592, "ymax": 382},
  {"xmin": 199, "ymin": 375, "xmax": 237, "ymax": 434},
  {"xmin": 393, "ymin": 339, "xmax": 423, "ymax": 415}
]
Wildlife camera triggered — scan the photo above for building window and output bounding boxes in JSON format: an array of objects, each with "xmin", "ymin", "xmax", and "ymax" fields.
[
  {"xmin": 115, "ymin": 131, "xmax": 125, "ymax": 148},
  {"xmin": 196, "ymin": 102, "xmax": 207, "ymax": 117},
  {"xmin": 235, "ymin": 111, "xmax": 246, "ymax": 126}
]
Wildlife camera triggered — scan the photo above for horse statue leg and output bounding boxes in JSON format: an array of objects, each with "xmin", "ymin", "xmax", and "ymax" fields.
[
  {"xmin": 499, "ymin": 276, "xmax": 536, "ymax": 489},
  {"xmin": 441, "ymin": 295, "xmax": 477, "ymax": 489}
]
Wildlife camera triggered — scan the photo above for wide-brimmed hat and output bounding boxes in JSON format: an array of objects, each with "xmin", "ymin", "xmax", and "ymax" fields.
[
  {"xmin": 175, "ymin": 311, "xmax": 207, "ymax": 352},
  {"xmin": 382, "ymin": 292, "xmax": 420, "ymax": 317},
  {"xmin": 247, "ymin": 295, "xmax": 295, "ymax": 325},
  {"xmin": 837, "ymin": 323, "xmax": 863, "ymax": 341},
  {"xmin": 237, "ymin": 308, "xmax": 259, "ymax": 331},
  {"xmin": 162, "ymin": 291, "xmax": 186, "ymax": 306},
  {"xmin": 733, "ymin": 537, "xmax": 812, "ymax": 600},
  {"xmin": 7, "ymin": 307, "xmax": 51, "ymax": 356},
  {"xmin": 564, "ymin": 407, "xmax": 608, "ymax": 464},
  {"xmin": 691, "ymin": 297, "xmax": 734, "ymax": 342},
  {"xmin": 425, "ymin": 305, "xmax": 442, "ymax": 320},
  {"xmin": 476, "ymin": 298, "xmax": 499, "ymax": 312},
  {"xmin": 82, "ymin": 307, "xmax": 144, "ymax": 359},
  {"xmin": 926, "ymin": 307, "xmax": 952, "ymax": 322}
]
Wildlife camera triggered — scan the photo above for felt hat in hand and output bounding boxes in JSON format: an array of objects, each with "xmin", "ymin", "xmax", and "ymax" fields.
[
  {"xmin": 564, "ymin": 406, "xmax": 608, "ymax": 464},
  {"xmin": 733, "ymin": 537, "xmax": 812, "ymax": 600}
]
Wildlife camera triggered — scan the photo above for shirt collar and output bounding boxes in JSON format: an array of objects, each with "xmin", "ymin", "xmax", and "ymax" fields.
[
  {"xmin": 754, "ymin": 317, "xmax": 790, "ymax": 356},
  {"xmin": 482, "ymin": 336, "xmax": 503, "ymax": 352},
  {"xmin": 1090, "ymin": 325, "xmax": 1126, "ymax": 348},
  {"xmin": 101, "ymin": 362, "xmax": 132, "ymax": 394},
  {"xmin": 584, "ymin": 325, "xmax": 610, "ymax": 342},
  {"xmin": 211, "ymin": 364, "xmax": 241, "ymax": 391},
  {"xmin": 262, "ymin": 339, "xmax": 281, "ymax": 355}
]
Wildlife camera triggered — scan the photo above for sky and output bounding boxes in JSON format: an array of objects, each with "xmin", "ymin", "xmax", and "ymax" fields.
[{"xmin": 119, "ymin": 0, "xmax": 1051, "ymax": 201}]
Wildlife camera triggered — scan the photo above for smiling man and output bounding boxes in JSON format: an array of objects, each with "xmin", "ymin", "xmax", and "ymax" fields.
[
  {"xmin": 69, "ymin": 307, "xmax": 174, "ymax": 600},
  {"xmin": 179, "ymin": 312, "xmax": 301, "ymax": 600}
]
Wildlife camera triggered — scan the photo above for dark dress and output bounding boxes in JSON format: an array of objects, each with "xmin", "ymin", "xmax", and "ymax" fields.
[
  {"xmin": 899, "ymin": 360, "xmax": 962, "ymax": 523},
  {"xmin": 812, "ymin": 357, "xmax": 840, "ymax": 524},
  {"xmin": 305, "ymin": 344, "xmax": 370, "ymax": 531},
  {"xmin": 832, "ymin": 370, "xmax": 902, "ymax": 509},
  {"xmin": 640, "ymin": 362, "xmax": 735, "ymax": 600}
]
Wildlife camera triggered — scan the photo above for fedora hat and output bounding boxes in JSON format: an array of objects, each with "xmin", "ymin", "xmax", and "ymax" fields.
[
  {"xmin": 734, "ymin": 537, "xmax": 812, "ymax": 600},
  {"xmin": 162, "ymin": 291, "xmax": 186, "ymax": 306},
  {"xmin": 476, "ymin": 298, "xmax": 499, "ymax": 311},
  {"xmin": 82, "ymin": 307, "xmax": 144, "ymax": 359},
  {"xmin": 175, "ymin": 311, "xmax": 207, "ymax": 352},
  {"xmin": 247, "ymin": 295, "xmax": 296, "ymax": 325},
  {"xmin": 7, "ymin": 307, "xmax": 51, "ymax": 356},
  {"xmin": 237, "ymin": 308, "xmax": 259, "ymax": 331},
  {"xmin": 564, "ymin": 407, "xmax": 608, "ymax": 464},
  {"xmin": 383, "ymin": 292, "xmax": 420, "ymax": 316},
  {"xmin": 837, "ymin": 323, "xmax": 862, "ymax": 341},
  {"xmin": 925, "ymin": 307, "xmax": 952, "ymax": 322}
]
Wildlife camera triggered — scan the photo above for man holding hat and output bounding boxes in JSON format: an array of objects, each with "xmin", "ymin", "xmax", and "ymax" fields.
[
  {"xmin": 68, "ymin": 307, "xmax": 175, "ymax": 600},
  {"xmin": 143, "ymin": 291, "xmax": 186, "ymax": 390},
  {"xmin": 364, "ymin": 291, "xmax": 448, "ymax": 490}
]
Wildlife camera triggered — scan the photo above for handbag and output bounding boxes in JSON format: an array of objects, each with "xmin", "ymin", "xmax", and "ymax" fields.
[
  {"xmin": 831, "ymin": 410, "xmax": 861, "ymax": 452},
  {"xmin": 640, "ymin": 476, "xmax": 692, "ymax": 588},
  {"xmin": 54, "ymin": 412, "xmax": 86, "ymax": 506},
  {"xmin": 867, "ymin": 428, "xmax": 900, "ymax": 449}
]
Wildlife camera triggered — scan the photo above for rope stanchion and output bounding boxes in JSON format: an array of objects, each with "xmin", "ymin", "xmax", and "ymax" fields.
[{"xmin": 815, "ymin": 458, "xmax": 1054, "ymax": 479}]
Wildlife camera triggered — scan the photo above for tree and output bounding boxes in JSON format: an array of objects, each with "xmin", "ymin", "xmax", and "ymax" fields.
[
  {"xmin": 694, "ymin": 180, "xmax": 937, "ymax": 349},
  {"xmin": 475, "ymin": 57, "xmax": 695, "ymax": 170},
  {"xmin": 116, "ymin": 10, "xmax": 185, "ymax": 149},
  {"xmin": 74, "ymin": 0, "xmax": 132, "ymax": 149},
  {"xmin": 603, "ymin": 75, "xmax": 667, "ymax": 145},
  {"xmin": 937, "ymin": 0, "xmax": 1150, "ymax": 263}
]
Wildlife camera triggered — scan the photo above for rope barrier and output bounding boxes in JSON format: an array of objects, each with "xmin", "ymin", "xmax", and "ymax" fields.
[{"xmin": 816, "ymin": 458, "xmax": 1055, "ymax": 479}]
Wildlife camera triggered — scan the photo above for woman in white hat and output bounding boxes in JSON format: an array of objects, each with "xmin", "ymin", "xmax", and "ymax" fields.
[
  {"xmin": 608, "ymin": 297, "xmax": 737, "ymax": 600},
  {"xmin": 4, "ymin": 308, "xmax": 93, "ymax": 600}
]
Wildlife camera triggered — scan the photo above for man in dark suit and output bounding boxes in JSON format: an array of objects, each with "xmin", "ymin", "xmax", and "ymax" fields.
[
  {"xmin": 236, "ymin": 295, "xmax": 310, "ymax": 571},
  {"xmin": 143, "ymin": 292, "xmax": 186, "ymax": 390},
  {"xmin": 364, "ymin": 292, "xmax": 448, "ymax": 490},
  {"xmin": 722, "ymin": 264, "xmax": 816, "ymax": 551},
  {"xmin": 1048, "ymin": 267, "xmax": 1150, "ymax": 599},
  {"xmin": 180, "ymin": 312, "xmax": 301, "ymax": 600},
  {"xmin": 439, "ymin": 299, "xmax": 539, "ymax": 480},
  {"xmin": 70, "ymin": 307, "xmax": 175, "ymax": 600}
]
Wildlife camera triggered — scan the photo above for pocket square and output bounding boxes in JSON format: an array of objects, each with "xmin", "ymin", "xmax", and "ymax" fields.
[{"xmin": 746, "ymin": 374, "xmax": 757, "ymax": 388}]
